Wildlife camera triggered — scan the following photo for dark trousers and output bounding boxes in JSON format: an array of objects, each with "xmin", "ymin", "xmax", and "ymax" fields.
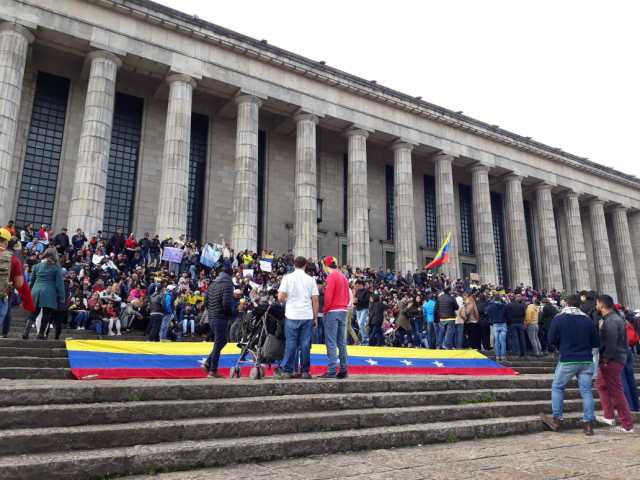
[
  {"xmin": 467, "ymin": 323, "xmax": 482, "ymax": 350},
  {"xmin": 23, "ymin": 307, "xmax": 57, "ymax": 339},
  {"xmin": 509, "ymin": 323, "xmax": 527, "ymax": 356},
  {"xmin": 622, "ymin": 348, "xmax": 640, "ymax": 411},
  {"xmin": 148, "ymin": 313, "xmax": 163, "ymax": 342},
  {"xmin": 207, "ymin": 316, "xmax": 229, "ymax": 372},
  {"xmin": 1, "ymin": 305, "xmax": 11, "ymax": 337},
  {"xmin": 369, "ymin": 324, "xmax": 384, "ymax": 346},
  {"xmin": 479, "ymin": 322, "xmax": 491, "ymax": 351}
]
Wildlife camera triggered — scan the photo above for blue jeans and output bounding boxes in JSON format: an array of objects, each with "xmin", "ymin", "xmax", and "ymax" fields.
[
  {"xmin": 552, "ymin": 362, "xmax": 595, "ymax": 422},
  {"xmin": 160, "ymin": 314, "xmax": 172, "ymax": 340},
  {"xmin": 426, "ymin": 322, "xmax": 442, "ymax": 349},
  {"xmin": 442, "ymin": 321, "xmax": 455, "ymax": 349},
  {"xmin": 356, "ymin": 309, "xmax": 369, "ymax": 345},
  {"xmin": 325, "ymin": 311, "xmax": 348, "ymax": 376},
  {"xmin": 411, "ymin": 317, "xmax": 424, "ymax": 347},
  {"xmin": 281, "ymin": 319, "xmax": 313, "ymax": 374},
  {"xmin": 493, "ymin": 323, "xmax": 508, "ymax": 358},
  {"xmin": 455, "ymin": 324, "xmax": 465, "ymax": 349},
  {"xmin": 0, "ymin": 299, "xmax": 8, "ymax": 335}
]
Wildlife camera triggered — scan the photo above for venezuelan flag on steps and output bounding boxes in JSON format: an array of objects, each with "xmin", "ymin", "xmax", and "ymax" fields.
[
  {"xmin": 426, "ymin": 232, "xmax": 451, "ymax": 270},
  {"xmin": 66, "ymin": 340, "xmax": 517, "ymax": 380}
]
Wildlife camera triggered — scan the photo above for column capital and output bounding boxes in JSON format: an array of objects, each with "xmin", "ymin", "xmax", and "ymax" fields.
[
  {"xmin": 433, "ymin": 152, "xmax": 454, "ymax": 164},
  {"xmin": 391, "ymin": 140, "xmax": 414, "ymax": 152},
  {"xmin": 589, "ymin": 198, "xmax": 605, "ymax": 208},
  {"xmin": 235, "ymin": 94, "xmax": 262, "ymax": 108},
  {"xmin": 561, "ymin": 189, "xmax": 579, "ymax": 200},
  {"xmin": 166, "ymin": 73, "xmax": 197, "ymax": 89},
  {"xmin": 534, "ymin": 181, "xmax": 553, "ymax": 192},
  {"xmin": 294, "ymin": 112, "xmax": 319, "ymax": 124},
  {"xmin": 611, "ymin": 204, "xmax": 628, "ymax": 214},
  {"xmin": 0, "ymin": 22, "xmax": 35, "ymax": 43},
  {"xmin": 470, "ymin": 163, "xmax": 490, "ymax": 174},
  {"xmin": 86, "ymin": 50, "xmax": 122, "ymax": 68},
  {"xmin": 503, "ymin": 172, "xmax": 523, "ymax": 183},
  {"xmin": 345, "ymin": 127, "xmax": 369, "ymax": 139}
]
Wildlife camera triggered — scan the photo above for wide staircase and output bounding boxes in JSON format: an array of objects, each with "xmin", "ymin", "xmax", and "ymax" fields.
[{"xmin": 1, "ymin": 320, "xmax": 639, "ymax": 479}]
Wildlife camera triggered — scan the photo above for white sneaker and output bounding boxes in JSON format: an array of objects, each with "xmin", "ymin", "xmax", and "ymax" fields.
[
  {"xmin": 596, "ymin": 416, "xmax": 616, "ymax": 426},
  {"xmin": 611, "ymin": 426, "xmax": 634, "ymax": 434}
]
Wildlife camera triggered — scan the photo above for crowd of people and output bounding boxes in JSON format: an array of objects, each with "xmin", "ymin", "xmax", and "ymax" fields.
[{"xmin": 1, "ymin": 219, "xmax": 639, "ymax": 433}]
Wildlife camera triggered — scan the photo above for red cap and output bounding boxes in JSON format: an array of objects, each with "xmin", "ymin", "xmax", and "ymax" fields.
[
  {"xmin": 615, "ymin": 303, "xmax": 623, "ymax": 310},
  {"xmin": 323, "ymin": 256, "xmax": 337, "ymax": 268}
]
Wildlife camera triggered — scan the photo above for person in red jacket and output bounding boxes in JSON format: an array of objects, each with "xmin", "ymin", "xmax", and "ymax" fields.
[
  {"xmin": 0, "ymin": 228, "xmax": 35, "ymax": 337},
  {"xmin": 318, "ymin": 256, "xmax": 350, "ymax": 379}
]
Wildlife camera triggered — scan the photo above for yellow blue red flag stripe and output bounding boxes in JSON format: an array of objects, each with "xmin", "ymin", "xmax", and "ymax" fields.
[{"xmin": 65, "ymin": 340, "xmax": 517, "ymax": 380}]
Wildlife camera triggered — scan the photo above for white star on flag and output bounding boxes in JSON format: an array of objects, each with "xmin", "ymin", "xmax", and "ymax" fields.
[
  {"xmin": 433, "ymin": 361, "xmax": 445, "ymax": 368},
  {"xmin": 366, "ymin": 358, "xmax": 378, "ymax": 366},
  {"xmin": 401, "ymin": 360, "xmax": 413, "ymax": 366},
  {"xmin": 198, "ymin": 357, "xmax": 208, "ymax": 365}
]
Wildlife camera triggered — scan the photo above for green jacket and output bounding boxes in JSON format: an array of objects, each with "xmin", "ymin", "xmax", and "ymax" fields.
[{"xmin": 30, "ymin": 261, "xmax": 65, "ymax": 309}]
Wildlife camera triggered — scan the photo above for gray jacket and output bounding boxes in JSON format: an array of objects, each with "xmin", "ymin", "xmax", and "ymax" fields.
[{"xmin": 599, "ymin": 311, "xmax": 628, "ymax": 364}]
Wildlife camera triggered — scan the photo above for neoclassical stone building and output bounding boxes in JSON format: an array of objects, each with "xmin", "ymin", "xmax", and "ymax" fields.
[{"xmin": 1, "ymin": 0, "xmax": 639, "ymax": 306}]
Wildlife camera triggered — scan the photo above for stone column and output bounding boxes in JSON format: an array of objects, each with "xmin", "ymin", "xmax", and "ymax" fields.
[
  {"xmin": 589, "ymin": 199, "xmax": 617, "ymax": 299},
  {"xmin": 67, "ymin": 50, "xmax": 121, "ymax": 234},
  {"xmin": 392, "ymin": 141, "xmax": 417, "ymax": 274},
  {"xmin": 503, "ymin": 174, "xmax": 532, "ymax": 287},
  {"xmin": 230, "ymin": 95, "xmax": 261, "ymax": 253},
  {"xmin": 155, "ymin": 74, "xmax": 196, "ymax": 240},
  {"xmin": 610, "ymin": 206, "xmax": 640, "ymax": 308},
  {"xmin": 563, "ymin": 191, "xmax": 590, "ymax": 292},
  {"xmin": 293, "ymin": 113, "xmax": 318, "ymax": 259},
  {"xmin": 630, "ymin": 212, "xmax": 640, "ymax": 285},
  {"xmin": 470, "ymin": 164, "xmax": 498, "ymax": 285},
  {"xmin": 0, "ymin": 23, "xmax": 34, "ymax": 222},
  {"xmin": 534, "ymin": 183, "xmax": 563, "ymax": 291},
  {"xmin": 434, "ymin": 154, "xmax": 460, "ymax": 280},
  {"xmin": 346, "ymin": 128, "xmax": 370, "ymax": 269}
]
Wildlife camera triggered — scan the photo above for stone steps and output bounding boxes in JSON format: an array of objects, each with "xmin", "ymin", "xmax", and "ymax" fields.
[
  {"xmin": 0, "ymin": 387, "xmax": 575, "ymax": 430},
  {"xmin": 0, "ymin": 346, "xmax": 67, "ymax": 357},
  {"xmin": 0, "ymin": 398, "xmax": 594, "ymax": 457},
  {"xmin": 0, "ymin": 411, "xmax": 627, "ymax": 480},
  {"xmin": 0, "ymin": 356, "xmax": 69, "ymax": 368},
  {"xmin": 0, "ymin": 367, "xmax": 72, "ymax": 380}
]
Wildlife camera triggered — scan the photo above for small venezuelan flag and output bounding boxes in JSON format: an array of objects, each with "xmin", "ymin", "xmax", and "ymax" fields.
[
  {"xmin": 426, "ymin": 232, "xmax": 452, "ymax": 270},
  {"xmin": 66, "ymin": 340, "xmax": 517, "ymax": 380}
]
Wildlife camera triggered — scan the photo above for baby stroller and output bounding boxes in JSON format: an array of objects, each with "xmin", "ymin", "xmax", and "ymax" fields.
[{"xmin": 230, "ymin": 303, "xmax": 285, "ymax": 380}]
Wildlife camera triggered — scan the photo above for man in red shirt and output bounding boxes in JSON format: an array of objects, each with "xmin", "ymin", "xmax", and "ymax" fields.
[
  {"xmin": 318, "ymin": 256, "xmax": 350, "ymax": 379},
  {"xmin": 0, "ymin": 228, "xmax": 35, "ymax": 337}
]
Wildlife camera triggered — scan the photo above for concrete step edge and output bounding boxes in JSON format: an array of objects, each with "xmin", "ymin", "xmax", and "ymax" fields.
[
  {"xmin": 0, "ymin": 377, "xmax": 560, "ymax": 406},
  {"xmin": 0, "ymin": 412, "xmax": 607, "ymax": 480}
]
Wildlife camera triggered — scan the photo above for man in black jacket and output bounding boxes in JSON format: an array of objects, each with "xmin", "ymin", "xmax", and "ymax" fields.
[
  {"xmin": 436, "ymin": 288, "xmax": 458, "ymax": 349},
  {"xmin": 505, "ymin": 295, "xmax": 527, "ymax": 357},
  {"xmin": 368, "ymin": 294, "xmax": 388, "ymax": 346},
  {"xmin": 204, "ymin": 261, "xmax": 235, "ymax": 378}
]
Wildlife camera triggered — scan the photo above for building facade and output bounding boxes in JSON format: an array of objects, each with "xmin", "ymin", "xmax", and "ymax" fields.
[{"xmin": 1, "ymin": 0, "xmax": 640, "ymax": 306}]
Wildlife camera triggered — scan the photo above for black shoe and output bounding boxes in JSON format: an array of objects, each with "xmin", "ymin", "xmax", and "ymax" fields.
[
  {"xmin": 22, "ymin": 335, "xmax": 28, "ymax": 340},
  {"xmin": 336, "ymin": 371, "xmax": 349, "ymax": 379},
  {"xmin": 317, "ymin": 372, "xmax": 337, "ymax": 379}
]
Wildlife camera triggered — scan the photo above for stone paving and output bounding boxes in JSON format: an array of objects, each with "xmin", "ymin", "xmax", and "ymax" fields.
[{"xmin": 127, "ymin": 430, "xmax": 640, "ymax": 480}]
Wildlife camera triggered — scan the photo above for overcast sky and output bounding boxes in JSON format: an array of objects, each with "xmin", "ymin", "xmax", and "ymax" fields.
[{"xmin": 156, "ymin": 0, "xmax": 640, "ymax": 177}]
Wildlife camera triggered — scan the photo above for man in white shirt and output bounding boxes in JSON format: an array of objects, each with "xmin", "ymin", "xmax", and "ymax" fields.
[{"xmin": 276, "ymin": 256, "xmax": 319, "ymax": 379}]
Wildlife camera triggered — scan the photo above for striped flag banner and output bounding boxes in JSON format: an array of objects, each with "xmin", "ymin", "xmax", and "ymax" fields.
[{"xmin": 66, "ymin": 340, "xmax": 518, "ymax": 380}]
